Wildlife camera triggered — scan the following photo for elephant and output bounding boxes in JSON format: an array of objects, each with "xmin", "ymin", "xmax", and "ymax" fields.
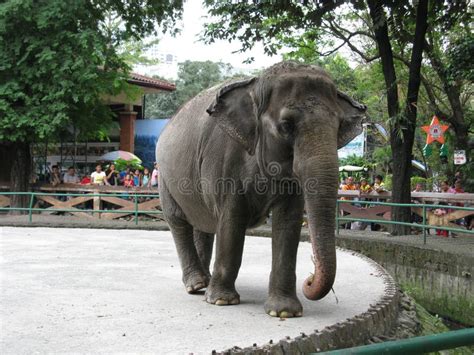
[{"xmin": 156, "ymin": 61, "xmax": 366, "ymax": 318}]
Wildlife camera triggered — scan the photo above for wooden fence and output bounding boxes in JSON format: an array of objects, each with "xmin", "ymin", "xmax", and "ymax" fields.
[{"xmin": 1, "ymin": 184, "xmax": 473, "ymax": 230}]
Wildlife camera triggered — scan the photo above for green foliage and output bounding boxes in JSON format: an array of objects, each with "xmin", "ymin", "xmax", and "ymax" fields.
[
  {"xmin": 113, "ymin": 158, "xmax": 142, "ymax": 172},
  {"xmin": 445, "ymin": 33, "xmax": 474, "ymax": 83},
  {"xmin": 0, "ymin": 0, "xmax": 183, "ymax": 144},
  {"xmin": 340, "ymin": 154, "xmax": 368, "ymax": 167},
  {"xmin": 384, "ymin": 174, "xmax": 392, "ymax": 191},
  {"xmin": 372, "ymin": 146, "xmax": 392, "ymax": 175},
  {"xmin": 145, "ymin": 60, "xmax": 234, "ymax": 118}
]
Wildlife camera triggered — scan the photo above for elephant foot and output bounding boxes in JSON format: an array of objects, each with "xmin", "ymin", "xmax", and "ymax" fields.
[
  {"xmin": 264, "ymin": 295, "xmax": 303, "ymax": 318},
  {"xmin": 183, "ymin": 272, "xmax": 209, "ymax": 294},
  {"xmin": 205, "ymin": 285, "xmax": 240, "ymax": 306}
]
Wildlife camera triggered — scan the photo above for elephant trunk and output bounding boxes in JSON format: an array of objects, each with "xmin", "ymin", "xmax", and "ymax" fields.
[{"xmin": 296, "ymin": 144, "xmax": 339, "ymax": 301}]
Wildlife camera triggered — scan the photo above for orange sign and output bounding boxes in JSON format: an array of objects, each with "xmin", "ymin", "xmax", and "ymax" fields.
[{"xmin": 421, "ymin": 116, "xmax": 449, "ymax": 144}]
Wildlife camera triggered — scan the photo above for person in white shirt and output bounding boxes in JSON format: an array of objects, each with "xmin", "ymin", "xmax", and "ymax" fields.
[
  {"xmin": 63, "ymin": 167, "xmax": 80, "ymax": 184},
  {"xmin": 91, "ymin": 164, "xmax": 106, "ymax": 185},
  {"xmin": 150, "ymin": 162, "xmax": 160, "ymax": 187}
]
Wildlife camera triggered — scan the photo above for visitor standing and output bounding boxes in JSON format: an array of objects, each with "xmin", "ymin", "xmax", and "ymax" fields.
[
  {"xmin": 151, "ymin": 162, "xmax": 160, "ymax": 188},
  {"xmin": 133, "ymin": 169, "xmax": 141, "ymax": 187},
  {"xmin": 373, "ymin": 175, "xmax": 387, "ymax": 193},
  {"xmin": 359, "ymin": 178, "xmax": 372, "ymax": 194},
  {"xmin": 142, "ymin": 168, "xmax": 151, "ymax": 187},
  {"xmin": 91, "ymin": 164, "xmax": 106, "ymax": 185},
  {"xmin": 340, "ymin": 176, "xmax": 357, "ymax": 229},
  {"xmin": 119, "ymin": 167, "xmax": 131, "ymax": 185},
  {"xmin": 105, "ymin": 164, "xmax": 119, "ymax": 186},
  {"xmin": 49, "ymin": 165, "xmax": 62, "ymax": 186},
  {"xmin": 63, "ymin": 167, "xmax": 80, "ymax": 184},
  {"xmin": 440, "ymin": 180, "xmax": 455, "ymax": 193},
  {"xmin": 123, "ymin": 174, "xmax": 134, "ymax": 187}
]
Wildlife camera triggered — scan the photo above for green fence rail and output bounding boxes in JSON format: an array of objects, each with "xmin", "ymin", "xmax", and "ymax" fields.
[
  {"xmin": 336, "ymin": 199, "xmax": 474, "ymax": 244},
  {"xmin": 320, "ymin": 327, "xmax": 474, "ymax": 354},
  {"xmin": 0, "ymin": 191, "xmax": 163, "ymax": 226}
]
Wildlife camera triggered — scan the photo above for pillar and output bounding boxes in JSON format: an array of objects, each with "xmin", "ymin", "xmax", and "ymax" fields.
[{"xmin": 119, "ymin": 110, "xmax": 137, "ymax": 152}]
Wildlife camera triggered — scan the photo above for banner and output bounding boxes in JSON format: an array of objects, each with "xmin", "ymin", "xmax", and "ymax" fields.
[{"xmin": 134, "ymin": 119, "xmax": 170, "ymax": 169}]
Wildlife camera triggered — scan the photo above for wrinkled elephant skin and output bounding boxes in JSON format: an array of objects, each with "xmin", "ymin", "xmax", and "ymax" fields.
[{"xmin": 156, "ymin": 61, "xmax": 366, "ymax": 317}]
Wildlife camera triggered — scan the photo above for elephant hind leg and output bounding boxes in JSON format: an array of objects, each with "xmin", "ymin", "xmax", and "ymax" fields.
[
  {"xmin": 160, "ymin": 179, "xmax": 209, "ymax": 294},
  {"xmin": 193, "ymin": 230, "xmax": 214, "ymax": 279}
]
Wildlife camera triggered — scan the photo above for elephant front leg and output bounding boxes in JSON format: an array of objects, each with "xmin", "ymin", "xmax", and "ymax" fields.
[
  {"xmin": 265, "ymin": 195, "xmax": 304, "ymax": 318},
  {"xmin": 205, "ymin": 208, "xmax": 247, "ymax": 306}
]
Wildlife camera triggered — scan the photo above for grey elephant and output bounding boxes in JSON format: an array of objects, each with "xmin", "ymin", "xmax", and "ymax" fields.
[{"xmin": 156, "ymin": 62, "xmax": 366, "ymax": 318}]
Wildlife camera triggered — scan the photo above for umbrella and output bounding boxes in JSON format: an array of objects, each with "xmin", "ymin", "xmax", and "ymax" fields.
[
  {"xmin": 339, "ymin": 165, "xmax": 367, "ymax": 172},
  {"xmin": 99, "ymin": 150, "xmax": 142, "ymax": 163}
]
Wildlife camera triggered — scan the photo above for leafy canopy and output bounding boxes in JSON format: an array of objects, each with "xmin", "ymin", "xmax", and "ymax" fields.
[
  {"xmin": 145, "ymin": 60, "xmax": 234, "ymax": 118},
  {"xmin": 0, "ymin": 0, "xmax": 183, "ymax": 143}
]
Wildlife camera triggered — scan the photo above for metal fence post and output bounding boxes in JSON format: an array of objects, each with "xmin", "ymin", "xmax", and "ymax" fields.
[
  {"xmin": 28, "ymin": 193, "xmax": 34, "ymax": 223},
  {"xmin": 422, "ymin": 205, "xmax": 427, "ymax": 245},
  {"xmin": 134, "ymin": 194, "xmax": 138, "ymax": 225}
]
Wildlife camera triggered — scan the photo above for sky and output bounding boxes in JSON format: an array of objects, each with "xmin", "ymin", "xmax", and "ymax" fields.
[{"xmin": 137, "ymin": 1, "xmax": 283, "ymax": 78}]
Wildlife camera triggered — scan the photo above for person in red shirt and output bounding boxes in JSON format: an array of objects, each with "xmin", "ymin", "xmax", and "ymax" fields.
[
  {"xmin": 123, "ymin": 173, "xmax": 135, "ymax": 188},
  {"xmin": 80, "ymin": 175, "xmax": 91, "ymax": 185}
]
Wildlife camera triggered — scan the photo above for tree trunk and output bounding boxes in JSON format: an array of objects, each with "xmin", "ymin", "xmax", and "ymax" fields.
[
  {"xmin": 9, "ymin": 142, "xmax": 32, "ymax": 214},
  {"xmin": 368, "ymin": 0, "xmax": 428, "ymax": 235},
  {"xmin": 392, "ymin": 0, "xmax": 428, "ymax": 235}
]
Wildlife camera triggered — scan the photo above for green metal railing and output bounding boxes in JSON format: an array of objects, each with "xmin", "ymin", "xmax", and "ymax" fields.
[
  {"xmin": 320, "ymin": 327, "xmax": 474, "ymax": 354},
  {"xmin": 336, "ymin": 199, "xmax": 474, "ymax": 244},
  {"xmin": 1, "ymin": 192, "xmax": 473, "ymax": 235},
  {"xmin": 0, "ymin": 191, "xmax": 163, "ymax": 226}
]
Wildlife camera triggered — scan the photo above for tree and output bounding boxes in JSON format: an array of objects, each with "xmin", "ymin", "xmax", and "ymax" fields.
[
  {"xmin": 145, "ymin": 60, "xmax": 234, "ymax": 118},
  {"xmin": 202, "ymin": 0, "xmax": 437, "ymax": 234},
  {"xmin": 0, "ymin": 0, "xmax": 183, "ymax": 211}
]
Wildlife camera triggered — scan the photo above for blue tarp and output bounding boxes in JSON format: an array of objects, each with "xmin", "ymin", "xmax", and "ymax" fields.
[{"xmin": 134, "ymin": 119, "xmax": 170, "ymax": 169}]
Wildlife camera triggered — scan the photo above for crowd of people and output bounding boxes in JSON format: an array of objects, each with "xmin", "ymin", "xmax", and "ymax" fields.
[
  {"xmin": 49, "ymin": 162, "xmax": 160, "ymax": 188},
  {"xmin": 339, "ymin": 173, "xmax": 470, "ymax": 236},
  {"xmin": 339, "ymin": 175, "xmax": 388, "ymax": 194}
]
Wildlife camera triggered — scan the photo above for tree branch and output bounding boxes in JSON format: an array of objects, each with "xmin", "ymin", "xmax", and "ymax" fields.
[{"xmin": 324, "ymin": 20, "xmax": 380, "ymax": 62}]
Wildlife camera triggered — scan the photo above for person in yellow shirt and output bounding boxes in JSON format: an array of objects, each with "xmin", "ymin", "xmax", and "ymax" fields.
[
  {"xmin": 91, "ymin": 164, "xmax": 106, "ymax": 185},
  {"xmin": 359, "ymin": 178, "xmax": 372, "ymax": 194},
  {"xmin": 373, "ymin": 175, "xmax": 386, "ymax": 193}
]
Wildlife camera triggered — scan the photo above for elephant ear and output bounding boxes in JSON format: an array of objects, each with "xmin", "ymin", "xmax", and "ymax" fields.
[
  {"xmin": 336, "ymin": 91, "xmax": 367, "ymax": 149},
  {"xmin": 206, "ymin": 77, "xmax": 258, "ymax": 155}
]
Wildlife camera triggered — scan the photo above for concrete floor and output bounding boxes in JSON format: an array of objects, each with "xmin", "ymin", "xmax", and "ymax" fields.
[{"xmin": 1, "ymin": 227, "xmax": 386, "ymax": 354}]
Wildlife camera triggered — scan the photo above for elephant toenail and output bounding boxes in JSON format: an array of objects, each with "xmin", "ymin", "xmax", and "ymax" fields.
[
  {"xmin": 268, "ymin": 310, "xmax": 278, "ymax": 317},
  {"xmin": 279, "ymin": 311, "xmax": 293, "ymax": 318},
  {"xmin": 215, "ymin": 299, "xmax": 229, "ymax": 305},
  {"xmin": 230, "ymin": 298, "xmax": 239, "ymax": 305},
  {"xmin": 295, "ymin": 311, "xmax": 303, "ymax": 317}
]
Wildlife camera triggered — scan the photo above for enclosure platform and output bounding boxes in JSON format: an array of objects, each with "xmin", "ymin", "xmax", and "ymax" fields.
[{"xmin": 0, "ymin": 227, "xmax": 398, "ymax": 354}]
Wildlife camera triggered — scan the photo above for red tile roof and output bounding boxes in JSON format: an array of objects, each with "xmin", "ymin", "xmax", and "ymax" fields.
[{"xmin": 128, "ymin": 73, "xmax": 176, "ymax": 91}]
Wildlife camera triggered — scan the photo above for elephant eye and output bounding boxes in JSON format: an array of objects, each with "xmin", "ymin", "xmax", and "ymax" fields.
[{"xmin": 278, "ymin": 121, "xmax": 295, "ymax": 136}]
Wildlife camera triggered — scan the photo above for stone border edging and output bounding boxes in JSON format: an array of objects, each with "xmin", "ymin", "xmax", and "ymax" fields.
[{"xmin": 215, "ymin": 246, "xmax": 400, "ymax": 354}]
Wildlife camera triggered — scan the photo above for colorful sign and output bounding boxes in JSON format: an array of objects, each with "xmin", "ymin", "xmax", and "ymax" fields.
[{"xmin": 421, "ymin": 116, "xmax": 449, "ymax": 144}]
